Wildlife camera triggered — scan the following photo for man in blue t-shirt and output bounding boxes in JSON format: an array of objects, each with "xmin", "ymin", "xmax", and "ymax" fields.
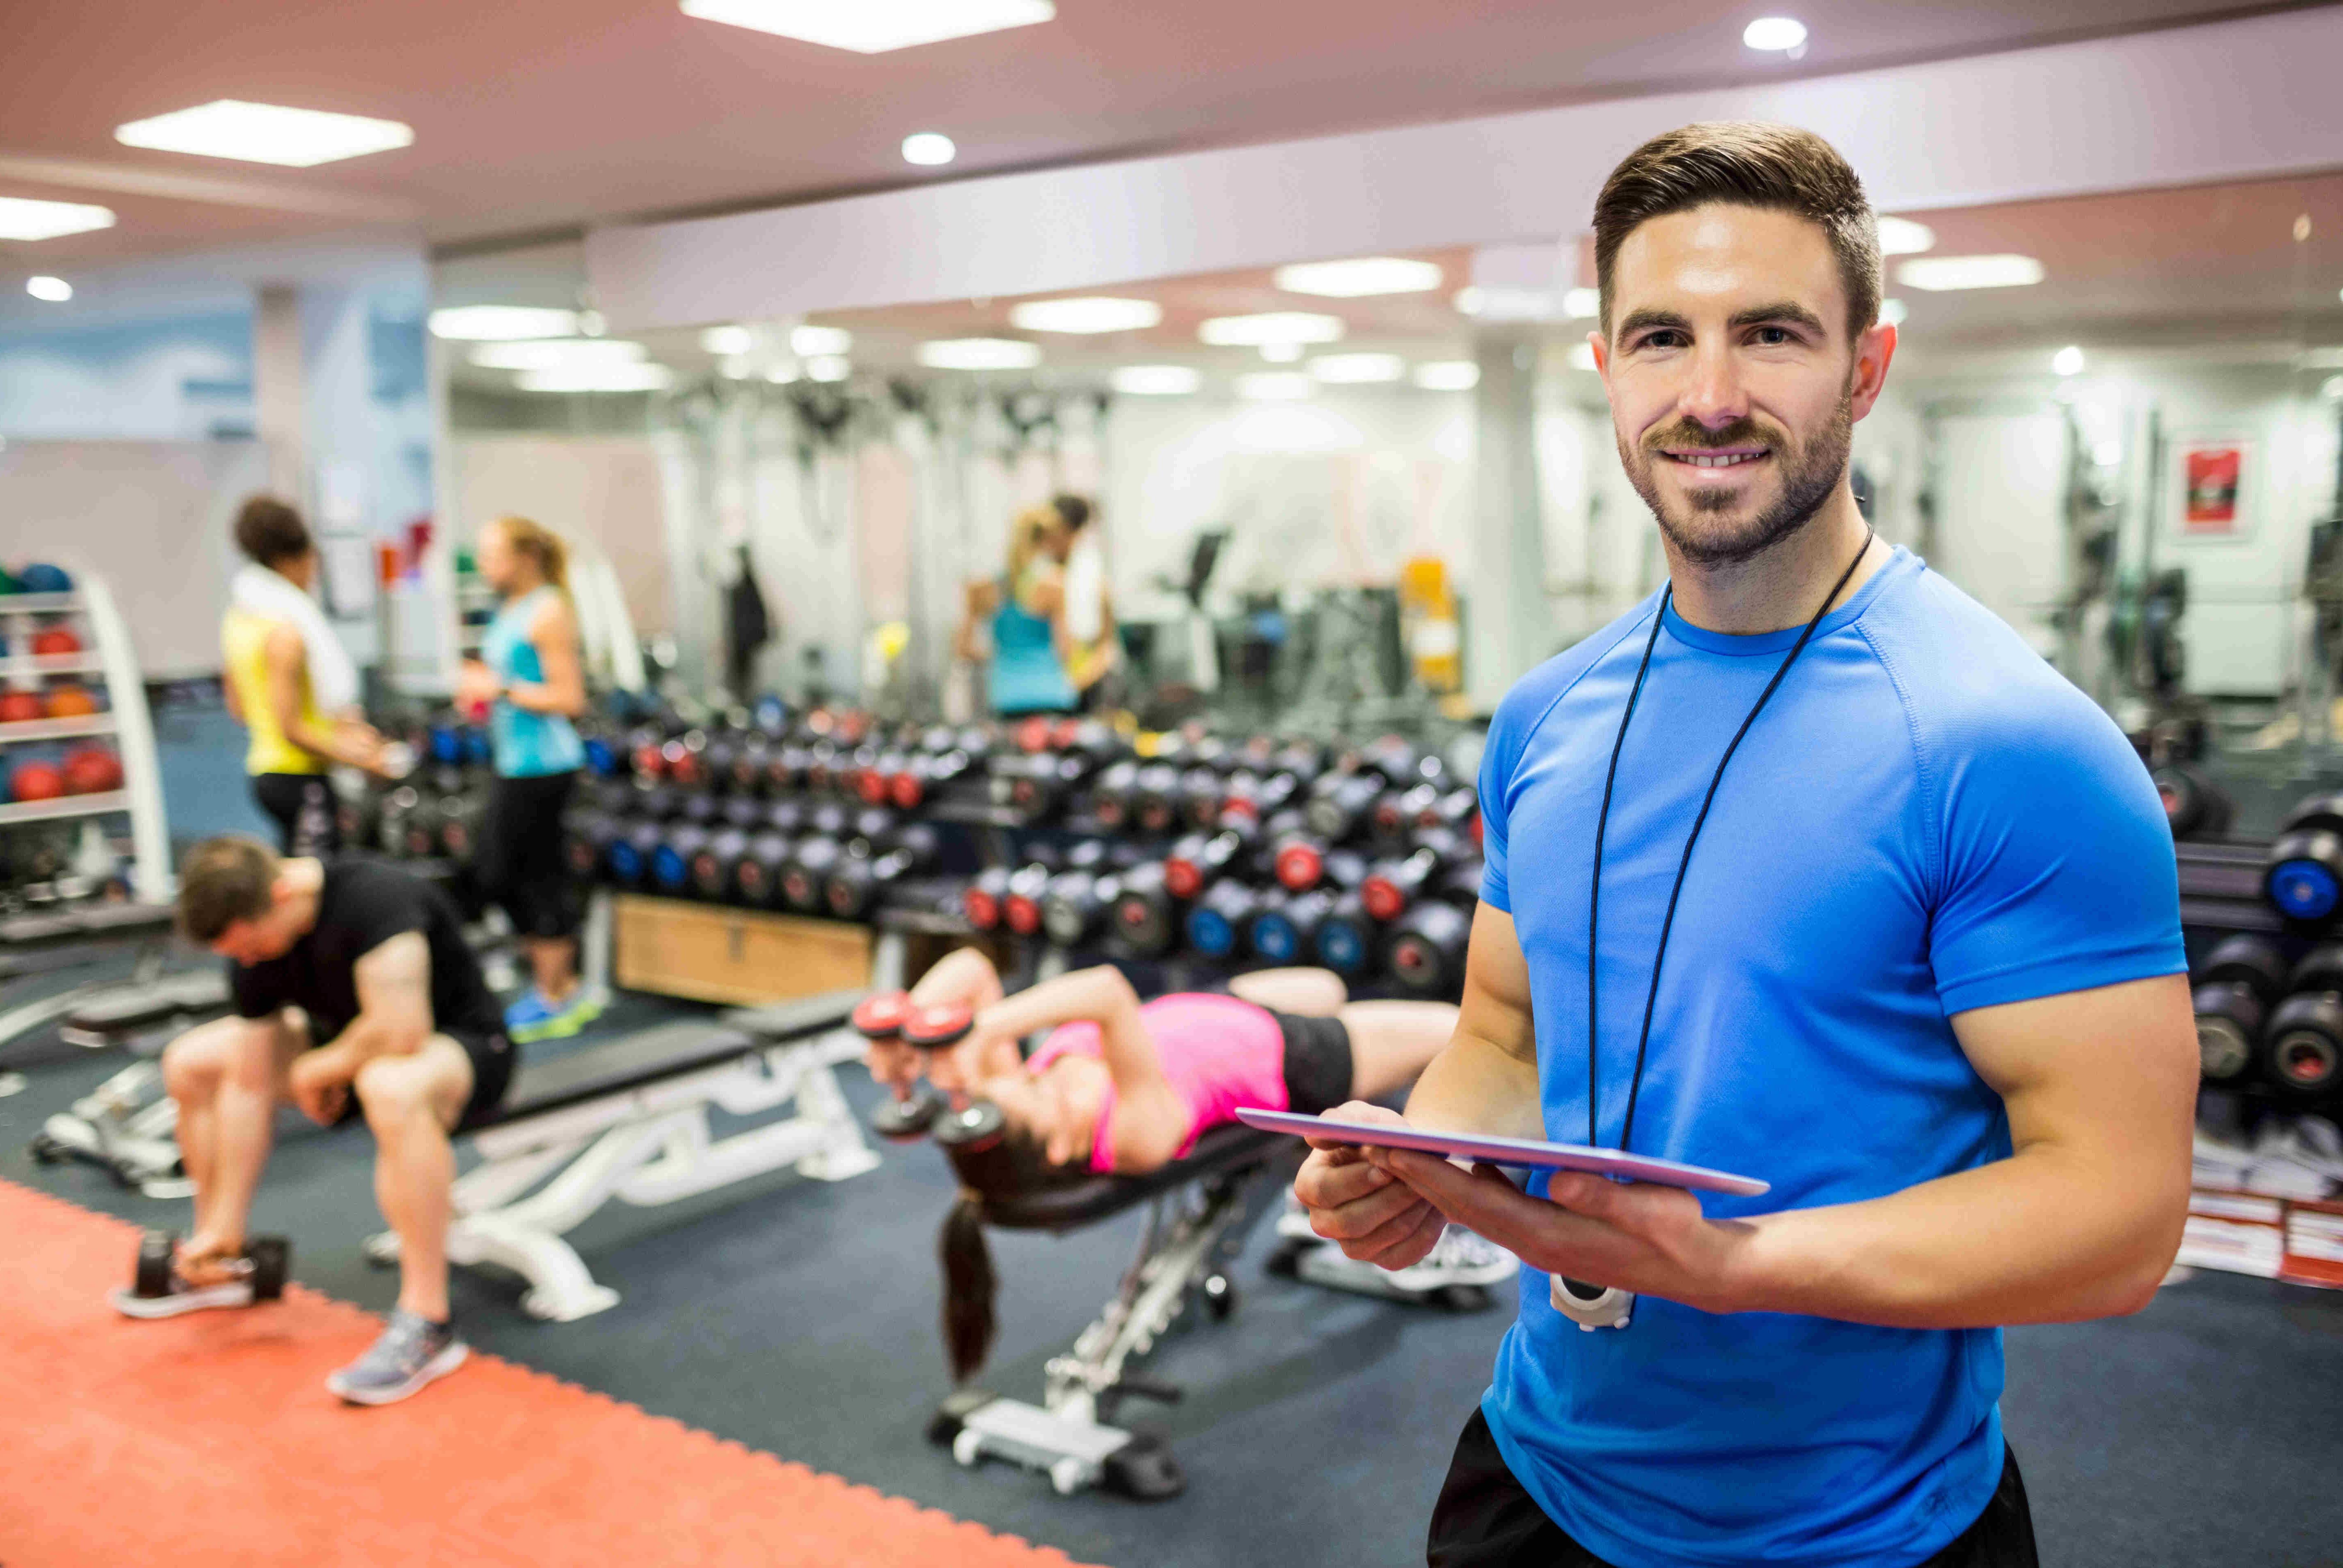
[{"xmin": 1293, "ymin": 122, "xmax": 2194, "ymax": 1568}]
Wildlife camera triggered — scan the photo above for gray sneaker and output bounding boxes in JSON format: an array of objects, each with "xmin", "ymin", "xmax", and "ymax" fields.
[
  {"xmin": 325, "ymin": 1309, "xmax": 469, "ymax": 1406},
  {"xmin": 1388, "ymin": 1227, "xmax": 1521, "ymax": 1292}
]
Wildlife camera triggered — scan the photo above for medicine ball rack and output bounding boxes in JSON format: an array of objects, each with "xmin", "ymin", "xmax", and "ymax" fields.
[{"xmin": 0, "ymin": 570, "xmax": 171, "ymax": 904}]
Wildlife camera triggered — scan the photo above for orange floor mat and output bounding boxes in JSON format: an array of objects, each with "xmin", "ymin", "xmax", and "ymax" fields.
[{"xmin": 0, "ymin": 1178, "xmax": 1096, "ymax": 1568}]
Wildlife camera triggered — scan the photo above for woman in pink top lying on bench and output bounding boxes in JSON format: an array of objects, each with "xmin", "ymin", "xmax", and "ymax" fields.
[{"xmin": 861, "ymin": 948, "xmax": 1463, "ymax": 1378}]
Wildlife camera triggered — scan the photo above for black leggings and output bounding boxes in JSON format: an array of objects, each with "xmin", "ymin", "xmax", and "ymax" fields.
[
  {"xmin": 249, "ymin": 773, "xmax": 340, "ymax": 857},
  {"xmin": 471, "ymin": 771, "xmax": 580, "ymax": 940}
]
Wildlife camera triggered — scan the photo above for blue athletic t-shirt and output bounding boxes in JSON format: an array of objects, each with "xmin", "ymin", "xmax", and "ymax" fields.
[{"xmin": 1475, "ymin": 547, "xmax": 2182, "ymax": 1568}]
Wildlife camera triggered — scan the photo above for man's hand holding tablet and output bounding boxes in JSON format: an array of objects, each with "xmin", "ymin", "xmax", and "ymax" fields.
[{"xmin": 1284, "ymin": 1100, "xmax": 1767, "ymax": 1317}]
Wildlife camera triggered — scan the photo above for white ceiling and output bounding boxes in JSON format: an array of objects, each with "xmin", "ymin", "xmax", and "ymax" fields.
[{"xmin": 0, "ymin": 0, "xmax": 2313, "ymax": 270}]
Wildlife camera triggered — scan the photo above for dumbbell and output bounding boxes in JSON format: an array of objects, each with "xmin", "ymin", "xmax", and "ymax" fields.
[
  {"xmin": 1163, "ymin": 818, "xmax": 1264, "ymax": 902},
  {"xmin": 1002, "ymin": 860, "xmax": 1057, "ymax": 937},
  {"xmin": 1250, "ymin": 889, "xmax": 1334, "ymax": 967},
  {"xmin": 766, "ymin": 743, "xmax": 809, "ymax": 794},
  {"xmin": 607, "ymin": 819, "xmax": 664, "ymax": 887},
  {"xmin": 661, "ymin": 730, "xmax": 710, "ymax": 789},
  {"xmin": 781, "ymin": 833, "xmax": 845, "ymax": 912},
  {"xmin": 734, "ymin": 831, "xmax": 794, "ymax": 905},
  {"xmin": 2154, "ymin": 764, "xmax": 2230, "ymax": 842},
  {"xmin": 1313, "ymin": 889, "xmax": 1381, "ymax": 978},
  {"xmin": 1361, "ymin": 828, "xmax": 1467, "ymax": 922},
  {"xmin": 1110, "ymin": 861, "xmax": 1187, "ymax": 956},
  {"xmin": 1185, "ymin": 878, "xmax": 1267, "ymax": 961},
  {"xmin": 1040, "ymin": 869, "xmax": 1125, "ymax": 947},
  {"xmin": 566, "ymin": 810, "xmax": 623, "ymax": 881},
  {"xmin": 438, "ymin": 791, "xmax": 487, "ymax": 859},
  {"xmin": 826, "ymin": 824, "xmax": 942, "ymax": 919},
  {"xmin": 801, "ymin": 739, "xmax": 841, "ymax": 795},
  {"xmin": 2266, "ymin": 946, "xmax": 2343, "ymax": 1100},
  {"xmin": 653, "ymin": 820, "xmax": 712, "ymax": 896},
  {"xmin": 376, "ymin": 785, "xmax": 420, "ymax": 857},
  {"xmin": 400, "ymin": 793, "xmax": 448, "ymax": 859},
  {"xmin": 855, "ymin": 992, "xmax": 949, "ymax": 1141},
  {"xmin": 690, "ymin": 828, "xmax": 753, "ymax": 900},
  {"xmin": 1216, "ymin": 768, "xmax": 1300, "ymax": 825},
  {"xmin": 1415, "ymin": 786, "xmax": 1479, "ymax": 834},
  {"xmin": 129, "ymin": 1229, "xmax": 289, "ymax": 1303},
  {"xmin": 2265, "ymin": 795, "xmax": 2343, "ymax": 925},
  {"xmin": 2192, "ymin": 933, "xmax": 2290, "ymax": 1084},
  {"xmin": 1304, "ymin": 772, "xmax": 1389, "ymax": 845},
  {"xmin": 727, "ymin": 731, "xmax": 773, "ymax": 793},
  {"xmin": 963, "ymin": 866, "xmax": 1011, "ymax": 931},
  {"xmin": 628, "ymin": 724, "xmax": 669, "ymax": 780},
  {"xmin": 1387, "ymin": 900, "xmax": 1473, "ymax": 998},
  {"xmin": 1273, "ymin": 833, "xmax": 1367, "ymax": 896},
  {"xmin": 1087, "ymin": 760, "xmax": 1144, "ymax": 828},
  {"xmin": 702, "ymin": 731, "xmax": 743, "ymax": 793},
  {"xmin": 1129, "ymin": 763, "xmax": 1189, "ymax": 836}
]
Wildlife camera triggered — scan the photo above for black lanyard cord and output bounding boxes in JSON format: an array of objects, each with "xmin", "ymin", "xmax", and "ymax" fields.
[{"xmin": 1586, "ymin": 528, "xmax": 1875, "ymax": 1154}]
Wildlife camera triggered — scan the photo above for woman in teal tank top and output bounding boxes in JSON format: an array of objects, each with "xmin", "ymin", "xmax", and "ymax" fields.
[
  {"xmin": 457, "ymin": 517, "xmax": 599, "ymax": 1043},
  {"xmin": 989, "ymin": 506, "xmax": 1078, "ymax": 716}
]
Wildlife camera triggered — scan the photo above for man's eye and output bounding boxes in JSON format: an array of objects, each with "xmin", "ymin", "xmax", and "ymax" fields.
[
  {"xmin": 1754, "ymin": 326, "xmax": 1794, "ymax": 345},
  {"xmin": 1639, "ymin": 331, "xmax": 1686, "ymax": 350}
]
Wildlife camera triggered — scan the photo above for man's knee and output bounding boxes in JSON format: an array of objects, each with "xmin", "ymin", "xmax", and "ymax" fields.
[
  {"xmin": 161, "ymin": 1017, "xmax": 253, "ymax": 1102},
  {"xmin": 356, "ymin": 1048, "xmax": 463, "ymax": 1134}
]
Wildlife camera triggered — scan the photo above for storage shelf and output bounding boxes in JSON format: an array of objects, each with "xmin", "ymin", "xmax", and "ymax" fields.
[
  {"xmin": 0, "ymin": 655, "xmax": 105, "ymax": 679},
  {"xmin": 0, "ymin": 715, "xmax": 115, "ymax": 744},
  {"xmin": 0, "ymin": 791, "xmax": 128, "ymax": 825},
  {"xmin": 0, "ymin": 594, "xmax": 84, "ymax": 617}
]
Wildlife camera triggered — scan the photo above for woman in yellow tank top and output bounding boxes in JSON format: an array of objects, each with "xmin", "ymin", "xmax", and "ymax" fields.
[{"xmin": 222, "ymin": 497, "xmax": 390, "ymax": 853}]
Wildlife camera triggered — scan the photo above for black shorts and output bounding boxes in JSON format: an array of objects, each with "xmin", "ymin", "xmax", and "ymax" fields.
[
  {"xmin": 251, "ymin": 773, "xmax": 341, "ymax": 857},
  {"xmin": 1426, "ymin": 1408, "xmax": 2038, "ymax": 1568},
  {"xmin": 1267, "ymin": 1008, "xmax": 1353, "ymax": 1117},
  {"xmin": 332, "ymin": 1028, "xmax": 515, "ymax": 1133},
  {"xmin": 472, "ymin": 771, "xmax": 580, "ymax": 940}
]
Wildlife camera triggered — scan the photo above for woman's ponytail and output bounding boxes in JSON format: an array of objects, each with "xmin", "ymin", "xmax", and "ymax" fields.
[{"xmin": 938, "ymin": 1190, "xmax": 998, "ymax": 1384}]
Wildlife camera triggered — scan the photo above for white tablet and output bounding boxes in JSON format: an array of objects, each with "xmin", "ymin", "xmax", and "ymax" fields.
[{"xmin": 1234, "ymin": 1108, "xmax": 1770, "ymax": 1197}]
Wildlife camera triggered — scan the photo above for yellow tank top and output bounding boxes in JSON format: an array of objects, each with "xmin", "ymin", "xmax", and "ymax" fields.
[{"xmin": 221, "ymin": 607, "xmax": 327, "ymax": 776}]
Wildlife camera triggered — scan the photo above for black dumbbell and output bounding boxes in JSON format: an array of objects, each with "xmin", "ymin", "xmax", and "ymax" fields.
[
  {"xmin": 734, "ymin": 831, "xmax": 793, "ymax": 906},
  {"xmin": 781, "ymin": 833, "xmax": 844, "ymax": 911},
  {"xmin": 1041, "ymin": 869, "xmax": 1124, "ymax": 947},
  {"xmin": 2266, "ymin": 795, "xmax": 2343, "ymax": 925},
  {"xmin": 1002, "ymin": 860, "xmax": 1058, "ymax": 937},
  {"xmin": 1130, "ymin": 763, "xmax": 1187, "ymax": 835},
  {"xmin": 1361, "ymin": 827, "xmax": 1467, "ymax": 922},
  {"xmin": 826, "ymin": 824, "xmax": 942, "ymax": 919},
  {"xmin": 702, "ymin": 732, "xmax": 743, "ymax": 793},
  {"xmin": 1163, "ymin": 816, "xmax": 1264, "ymax": 902},
  {"xmin": 2154, "ymin": 764, "xmax": 2231, "ymax": 841},
  {"xmin": 1110, "ymin": 861, "xmax": 1187, "ymax": 956},
  {"xmin": 400, "ymin": 793, "xmax": 448, "ymax": 859},
  {"xmin": 566, "ymin": 810, "xmax": 622, "ymax": 881},
  {"xmin": 1386, "ymin": 900, "xmax": 1472, "ymax": 998},
  {"xmin": 131, "ymin": 1229, "xmax": 289, "ymax": 1302},
  {"xmin": 653, "ymin": 821, "xmax": 711, "ymax": 896},
  {"xmin": 439, "ymin": 790, "xmax": 486, "ymax": 859},
  {"xmin": 661, "ymin": 729, "xmax": 710, "ymax": 789},
  {"xmin": 376, "ymin": 785, "xmax": 420, "ymax": 857},
  {"xmin": 2193, "ymin": 934, "xmax": 2290, "ymax": 1083},
  {"xmin": 1313, "ymin": 889, "xmax": 1381, "ymax": 978},
  {"xmin": 1247, "ymin": 888, "xmax": 1332, "ymax": 967},
  {"xmin": 1416, "ymin": 786, "xmax": 1479, "ymax": 834},
  {"xmin": 730, "ymin": 731, "xmax": 773, "ymax": 793},
  {"xmin": 606, "ymin": 819, "xmax": 662, "ymax": 886},
  {"xmin": 801, "ymin": 738, "xmax": 841, "ymax": 795},
  {"xmin": 1086, "ymin": 760, "xmax": 1144, "ymax": 829},
  {"xmin": 1185, "ymin": 878, "xmax": 1266, "ymax": 962},
  {"xmin": 1217, "ymin": 768, "xmax": 1299, "ymax": 826},
  {"xmin": 691, "ymin": 828, "xmax": 752, "ymax": 900},
  {"xmin": 2267, "ymin": 946, "xmax": 2343, "ymax": 1100},
  {"xmin": 1273, "ymin": 833, "xmax": 1367, "ymax": 896},
  {"xmin": 1176, "ymin": 765, "xmax": 1229, "ymax": 831},
  {"xmin": 855, "ymin": 992, "xmax": 949, "ymax": 1140},
  {"xmin": 766, "ymin": 743, "xmax": 808, "ymax": 794},
  {"xmin": 963, "ymin": 866, "xmax": 1011, "ymax": 931}
]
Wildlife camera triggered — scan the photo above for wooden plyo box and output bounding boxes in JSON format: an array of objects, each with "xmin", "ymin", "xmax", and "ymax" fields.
[{"xmin": 613, "ymin": 893, "xmax": 873, "ymax": 1005}]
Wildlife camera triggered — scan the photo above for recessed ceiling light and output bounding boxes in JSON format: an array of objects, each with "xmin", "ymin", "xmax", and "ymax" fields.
[
  {"xmin": 1876, "ymin": 216, "xmax": 1935, "ymax": 256},
  {"xmin": 470, "ymin": 339, "xmax": 647, "ymax": 371},
  {"xmin": 115, "ymin": 99, "xmax": 413, "ymax": 167},
  {"xmin": 1199, "ymin": 312, "xmax": 1345, "ymax": 347},
  {"xmin": 805, "ymin": 356, "xmax": 852, "ymax": 382},
  {"xmin": 516, "ymin": 363, "xmax": 674, "ymax": 394},
  {"xmin": 1274, "ymin": 257, "xmax": 1444, "ymax": 298},
  {"xmin": 902, "ymin": 132, "xmax": 957, "ymax": 167},
  {"xmin": 1563, "ymin": 287, "xmax": 1601, "ymax": 319},
  {"xmin": 1742, "ymin": 16, "xmax": 1808, "ymax": 51},
  {"xmin": 1112, "ymin": 365, "xmax": 1201, "ymax": 396},
  {"xmin": 1010, "ymin": 297, "xmax": 1163, "ymax": 334},
  {"xmin": 918, "ymin": 338, "xmax": 1041, "ymax": 370},
  {"xmin": 0, "ymin": 198, "xmax": 115, "ymax": 242},
  {"xmin": 429, "ymin": 306, "xmax": 580, "ymax": 341},
  {"xmin": 25, "ymin": 276, "xmax": 73, "ymax": 303},
  {"xmin": 1453, "ymin": 285, "xmax": 1556, "ymax": 322},
  {"xmin": 700, "ymin": 325, "xmax": 755, "ymax": 355},
  {"xmin": 1896, "ymin": 254, "xmax": 2044, "ymax": 292},
  {"xmin": 2052, "ymin": 345, "xmax": 2085, "ymax": 376},
  {"xmin": 792, "ymin": 325, "xmax": 852, "ymax": 356},
  {"xmin": 681, "ymin": 0, "xmax": 1054, "ymax": 53},
  {"xmin": 1878, "ymin": 298, "xmax": 1909, "ymax": 327},
  {"xmin": 1260, "ymin": 343, "xmax": 1305, "ymax": 363},
  {"xmin": 1237, "ymin": 372, "xmax": 1314, "ymax": 401},
  {"xmin": 1308, "ymin": 352, "xmax": 1406, "ymax": 384},
  {"xmin": 1412, "ymin": 361, "xmax": 1480, "ymax": 391}
]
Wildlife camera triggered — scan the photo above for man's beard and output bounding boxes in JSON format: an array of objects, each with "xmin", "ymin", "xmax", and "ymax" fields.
[{"xmin": 1618, "ymin": 391, "xmax": 1854, "ymax": 568}]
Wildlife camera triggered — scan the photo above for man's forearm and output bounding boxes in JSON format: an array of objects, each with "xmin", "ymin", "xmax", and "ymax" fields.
[
  {"xmin": 1403, "ymin": 1031, "xmax": 1546, "ymax": 1142},
  {"xmin": 1726, "ymin": 1145, "xmax": 2187, "ymax": 1327},
  {"xmin": 313, "ymin": 1013, "xmax": 431, "ymax": 1076}
]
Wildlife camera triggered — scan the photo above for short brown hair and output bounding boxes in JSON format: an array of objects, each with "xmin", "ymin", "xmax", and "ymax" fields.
[
  {"xmin": 178, "ymin": 836, "xmax": 278, "ymax": 942},
  {"xmin": 1593, "ymin": 122, "xmax": 1882, "ymax": 341},
  {"xmin": 233, "ymin": 496, "xmax": 312, "ymax": 569}
]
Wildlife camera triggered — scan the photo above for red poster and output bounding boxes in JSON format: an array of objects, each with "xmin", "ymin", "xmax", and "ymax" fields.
[{"xmin": 2183, "ymin": 445, "xmax": 2242, "ymax": 531}]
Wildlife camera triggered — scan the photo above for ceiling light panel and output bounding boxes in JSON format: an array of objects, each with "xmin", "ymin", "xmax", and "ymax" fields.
[
  {"xmin": 116, "ymin": 100, "xmax": 413, "ymax": 167},
  {"xmin": 1274, "ymin": 257, "xmax": 1444, "ymax": 298},
  {"xmin": 680, "ymin": 0, "xmax": 1054, "ymax": 53},
  {"xmin": 791, "ymin": 325, "xmax": 852, "ymax": 356},
  {"xmin": 1010, "ymin": 298, "xmax": 1163, "ymax": 334},
  {"xmin": 1453, "ymin": 286, "xmax": 1555, "ymax": 322},
  {"xmin": 0, "ymin": 198, "xmax": 116, "ymax": 242},
  {"xmin": 516, "ymin": 364, "xmax": 675, "ymax": 394},
  {"xmin": 805, "ymin": 356, "xmax": 852, "ymax": 381},
  {"xmin": 1412, "ymin": 361, "xmax": 1480, "ymax": 391},
  {"xmin": 902, "ymin": 133, "xmax": 957, "ymax": 167},
  {"xmin": 1308, "ymin": 353, "xmax": 1406, "ymax": 384},
  {"xmin": 1875, "ymin": 216, "xmax": 1935, "ymax": 256},
  {"xmin": 918, "ymin": 338, "xmax": 1041, "ymax": 370},
  {"xmin": 1237, "ymin": 372, "xmax": 1314, "ymax": 401},
  {"xmin": 1111, "ymin": 366, "xmax": 1200, "ymax": 396},
  {"xmin": 25, "ymin": 276, "xmax": 73, "ymax": 303},
  {"xmin": 699, "ymin": 325, "xmax": 755, "ymax": 355},
  {"xmin": 1198, "ymin": 312, "xmax": 1345, "ymax": 347},
  {"xmin": 471, "ymin": 340, "xmax": 647, "ymax": 371},
  {"xmin": 429, "ymin": 306, "xmax": 580, "ymax": 341},
  {"xmin": 1895, "ymin": 254, "xmax": 2044, "ymax": 292},
  {"xmin": 1742, "ymin": 16, "xmax": 1808, "ymax": 51}
]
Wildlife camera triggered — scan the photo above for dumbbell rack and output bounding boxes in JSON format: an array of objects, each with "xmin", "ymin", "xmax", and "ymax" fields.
[{"xmin": 0, "ymin": 572, "xmax": 171, "ymax": 904}]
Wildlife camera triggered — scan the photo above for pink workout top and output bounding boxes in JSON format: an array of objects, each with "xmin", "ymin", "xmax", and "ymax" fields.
[{"xmin": 1025, "ymin": 993, "xmax": 1288, "ymax": 1174}]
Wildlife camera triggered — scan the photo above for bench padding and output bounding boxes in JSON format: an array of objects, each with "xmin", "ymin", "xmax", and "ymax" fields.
[
  {"xmin": 719, "ymin": 989, "xmax": 870, "ymax": 1040},
  {"xmin": 490, "ymin": 994, "xmax": 859, "ymax": 1127},
  {"xmin": 981, "ymin": 1123, "xmax": 1292, "ymax": 1234},
  {"xmin": 65, "ymin": 971, "xmax": 231, "ymax": 1031},
  {"xmin": 0, "ymin": 902, "xmax": 177, "ymax": 947}
]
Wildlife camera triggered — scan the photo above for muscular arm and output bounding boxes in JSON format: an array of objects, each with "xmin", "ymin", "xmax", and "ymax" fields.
[
  {"xmin": 1401, "ymin": 905, "xmax": 1546, "ymax": 1140},
  {"xmin": 958, "ymin": 965, "xmax": 1183, "ymax": 1163},
  {"xmin": 503, "ymin": 595, "xmax": 587, "ymax": 718},
  {"xmin": 263, "ymin": 624, "xmax": 376, "ymax": 769},
  {"xmin": 1371, "ymin": 972, "xmax": 2197, "ymax": 1327},
  {"xmin": 301, "ymin": 933, "xmax": 437, "ymax": 1084}
]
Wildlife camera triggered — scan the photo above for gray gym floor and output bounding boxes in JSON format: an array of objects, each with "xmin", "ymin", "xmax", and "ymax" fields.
[{"xmin": 4, "ymin": 976, "xmax": 2342, "ymax": 1568}]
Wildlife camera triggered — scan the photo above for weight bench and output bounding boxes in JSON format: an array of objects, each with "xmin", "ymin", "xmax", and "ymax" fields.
[
  {"xmin": 0, "ymin": 904, "xmax": 192, "ymax": 1072},
  {"xmin": 28, "ymin": 971, "xmax": 234, "ymax": 1195},
  {"xmin": 931, "ymin": 1123, "xmax": 1297, "ymax": 1499},
  {"xmin": 367, "ymin": 989, "xmax": 877, "ymax": 1322}
]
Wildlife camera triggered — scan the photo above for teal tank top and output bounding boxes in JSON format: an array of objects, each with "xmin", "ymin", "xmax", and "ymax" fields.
[
  {"xmin": 483, "ymin": 586, "xmax": 586, "ymax": 778},
  {"xmin": 990, "ymin": 577, "xmax": 1076, "ymax": 715}
]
